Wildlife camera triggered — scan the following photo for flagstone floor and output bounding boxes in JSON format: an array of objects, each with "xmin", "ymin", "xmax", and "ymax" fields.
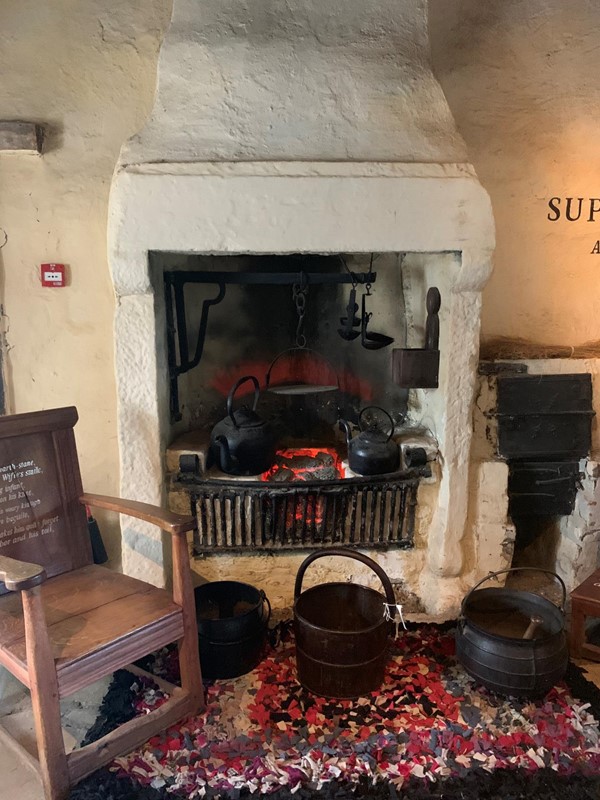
[{"xmin": 1, "ymin": 655, "xmax": 599, "ymax": 800}]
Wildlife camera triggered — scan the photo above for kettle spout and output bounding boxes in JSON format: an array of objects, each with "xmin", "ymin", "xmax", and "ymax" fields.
[{"xmin": 338, "ymin": 418, "xmax": 353, "ymax": 447}]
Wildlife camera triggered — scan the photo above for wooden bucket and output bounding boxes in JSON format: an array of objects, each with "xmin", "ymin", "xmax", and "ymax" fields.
[{"xmin": 293, "ymin": 547, "xmax": 396, "ymax": 698}]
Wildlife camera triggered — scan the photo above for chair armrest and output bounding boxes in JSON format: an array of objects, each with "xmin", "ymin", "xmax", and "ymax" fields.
[
  {"xmin": 80, "ymin": 493, "xmax": 197, "ymax": 536},
  {"xmin": 0, "ymin": 555, "xmax": 46, "ymax": 592}
]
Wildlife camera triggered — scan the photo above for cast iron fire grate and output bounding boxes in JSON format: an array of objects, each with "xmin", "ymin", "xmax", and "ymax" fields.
[{"xmin": 184, "ymin": 469, "xmax": 426, "ymax": 553}]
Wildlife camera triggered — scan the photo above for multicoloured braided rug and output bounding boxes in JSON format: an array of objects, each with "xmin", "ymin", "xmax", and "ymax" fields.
[{"xmin": 71, "ymin": 624, "xmax": 600, "ymax": 800}]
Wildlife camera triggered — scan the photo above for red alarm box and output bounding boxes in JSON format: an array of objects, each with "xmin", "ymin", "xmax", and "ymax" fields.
[{"xmin": 41, "ymin": 263, "xmax": 66, "ymax": 287}]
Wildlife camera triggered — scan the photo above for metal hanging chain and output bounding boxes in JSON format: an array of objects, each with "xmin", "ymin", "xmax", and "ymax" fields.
[
  {"xmin": 292, "ymin": 282, "xmax": 308, "ymax": 348},
  {"xmin": 339, "ymin": 255, "xmax": 358, "ymax": 290},
  {"xmin": 365, "ymin": 252, "xmax": 375, "ymax": 296}
]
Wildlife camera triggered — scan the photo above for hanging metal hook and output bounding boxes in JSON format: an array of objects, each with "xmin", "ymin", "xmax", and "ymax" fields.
[
  {"xmin": 365, "ymin": 253, "xmax": 375, "ymax": 294},
  {"xmin": 292, "ymin": 282, "xmax": 308, "ymax": 349}
]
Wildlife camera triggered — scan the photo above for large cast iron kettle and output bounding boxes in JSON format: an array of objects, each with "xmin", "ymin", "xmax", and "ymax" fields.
[
  {"xmin": 339, "ymin": 406, "xmax": 399, "ymax": 476},
  {"xmin": 208, "ymin": 375, "xmax": 277, "ymax": 476}
]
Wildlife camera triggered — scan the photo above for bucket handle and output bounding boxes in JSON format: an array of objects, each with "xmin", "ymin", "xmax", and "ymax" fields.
[
  {"xmin": 294, "ymin": 547, "xmax": 396, "ymax": 607},
  {"xmin": 461, "ymin": 567, "xmax": 567, "ymax": 617},
  {"xmin": 259, "ymin": 589, "xmax": 272, "ymax": 627}
]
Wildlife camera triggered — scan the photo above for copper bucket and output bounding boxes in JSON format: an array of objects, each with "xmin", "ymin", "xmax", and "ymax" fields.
[{"xmin": 293, "ymin": 547, "xmax": 396, "ymax": 698}]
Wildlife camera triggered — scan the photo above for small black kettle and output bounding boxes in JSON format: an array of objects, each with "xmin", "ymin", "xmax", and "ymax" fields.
[
  {"xmin": 339, "ymin": 406, "xmax": 399, "ymax": 476},
  {"xmin": 208, "ymin": 375, "xmax": 277, "ymax": 476}
]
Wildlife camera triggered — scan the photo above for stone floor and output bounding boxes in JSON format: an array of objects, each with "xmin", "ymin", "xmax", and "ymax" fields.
[
  {"xmin": 1, "ymin": 657, "xmax": 599, "ymax": 800},
  {"xmin": 0, "ymin": 669, "xmax": 113, "ymax": 800}
]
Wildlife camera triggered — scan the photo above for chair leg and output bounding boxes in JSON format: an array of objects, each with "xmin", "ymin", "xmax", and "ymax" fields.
[
  {"xmin": 22, "ymin": 587, "xmax": 70, "ymax": 800},
  {"xmin": 172, "ymin": 531, "xmax": 204, "ymax": 711}
]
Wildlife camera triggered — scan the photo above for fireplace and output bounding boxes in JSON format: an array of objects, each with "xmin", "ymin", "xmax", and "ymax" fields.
[
  {"xmin": 162, "ymin": 252, "xmax": 434, "ymax": 554},
  {"xmin": 107, "ymin": 0, "xmax": 500, "ymax": 617}
]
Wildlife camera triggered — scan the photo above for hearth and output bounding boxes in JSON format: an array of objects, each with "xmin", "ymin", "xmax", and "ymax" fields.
[{"xmin": 163, "ymin": 251, "xmax": 432, "ymax": 554}]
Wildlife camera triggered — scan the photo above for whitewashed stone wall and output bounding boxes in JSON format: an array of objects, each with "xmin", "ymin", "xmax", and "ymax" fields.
[{"xmin": 123, "ymin": 0, "xmax": 466, "ymax": 165}]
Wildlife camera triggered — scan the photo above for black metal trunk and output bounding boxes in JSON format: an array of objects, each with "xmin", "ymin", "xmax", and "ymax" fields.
[{"xmin": 496, "ymin": 373, "xmax": 593, "ymax": 460}]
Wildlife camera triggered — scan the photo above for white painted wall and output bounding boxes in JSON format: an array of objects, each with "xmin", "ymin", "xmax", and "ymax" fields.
[
  {"xmin": 0, "ymin": 1, "xmax": 171, "ymax": 560},
  {"xmin": 430, "ymin": 0, "xmax": 600, "ymax": 346}
]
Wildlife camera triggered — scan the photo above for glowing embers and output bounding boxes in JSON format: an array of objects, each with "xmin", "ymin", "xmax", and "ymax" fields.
[
  {"xmin": 261, "ymin": 447, "xmax": 344, "ymax": 483},
  {"xmin": 261, "ymin": 447, "xmax": 344, "ymax": 529}
]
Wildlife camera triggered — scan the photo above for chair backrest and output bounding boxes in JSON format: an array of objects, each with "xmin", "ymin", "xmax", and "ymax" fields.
[{"xmin": 0, "ymin": 407, "xmax": 92, "ymax": 594}]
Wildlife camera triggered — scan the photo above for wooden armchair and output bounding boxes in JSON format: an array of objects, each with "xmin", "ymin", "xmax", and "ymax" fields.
[{"xmin": 0, "ymin": 407, "xmax": 203, "ymax": 800}]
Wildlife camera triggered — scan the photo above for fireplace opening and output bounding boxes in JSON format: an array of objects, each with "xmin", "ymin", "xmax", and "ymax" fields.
[{"xmin": 160, "ymin": 251, "xmax": 443, "ymax": 553}]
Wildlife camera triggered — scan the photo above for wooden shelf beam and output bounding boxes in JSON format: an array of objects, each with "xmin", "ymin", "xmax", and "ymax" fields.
[{"xmin": 0, "ymin": 122, "xmax": 44, "ymax": 154}]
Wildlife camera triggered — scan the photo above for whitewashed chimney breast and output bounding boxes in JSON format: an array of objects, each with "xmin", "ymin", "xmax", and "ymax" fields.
[{"xmin": 122, "ymin": 0, "xmax": 467, "ymax": 165}]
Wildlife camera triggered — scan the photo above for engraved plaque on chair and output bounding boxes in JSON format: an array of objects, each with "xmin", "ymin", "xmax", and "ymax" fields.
[{"xmin": 0, "ymin": 424, "xmax": 89, "ymax": 594}]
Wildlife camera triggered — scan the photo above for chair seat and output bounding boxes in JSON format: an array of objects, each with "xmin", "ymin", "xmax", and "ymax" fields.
[{"xmin": 0, "ymin": 565, "xmax": 184, "ymax": 697}]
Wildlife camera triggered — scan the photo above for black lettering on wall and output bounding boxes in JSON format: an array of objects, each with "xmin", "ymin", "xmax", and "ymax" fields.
[
  {"xmin": 565, "ymin": 197, "xmax": 584, "ymax": 222},
  {"xmin": 547, "ymin": 197, "xmax": 561, "ymax": 221},
  {"xmin": 588, "ymin": 199, "xmax": 600, "ymax": 222}
]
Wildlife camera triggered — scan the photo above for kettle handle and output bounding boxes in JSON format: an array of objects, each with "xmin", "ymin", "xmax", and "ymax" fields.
[
  {"xmin": 460, "ymin": 567, "xmax": 567, "ymax": 616},
  {"xmin": 227, "ymin": 375, "xmax": 260, "ymax": 428},
  {"xmin": 294, "ymin": 547, "xmax": 396, "ymax": 607},
  {"xmin": 359, "ymin": 406, "xmax": 394, "ymax": 441}
]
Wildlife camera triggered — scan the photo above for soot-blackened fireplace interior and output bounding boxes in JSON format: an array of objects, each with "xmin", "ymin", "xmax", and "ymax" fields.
[{"xmin": 161, "ymin": 252, "xmax": 434, "ymax": 556}]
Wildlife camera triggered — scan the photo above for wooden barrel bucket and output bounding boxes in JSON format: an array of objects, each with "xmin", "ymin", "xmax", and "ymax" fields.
[
  {"xmin": 456, "ymin": 568, "xmax": 568, "ymax": 698},
  {"xmin": 293, "ymin": 547, "xmax": 396, "ymax": 699}
]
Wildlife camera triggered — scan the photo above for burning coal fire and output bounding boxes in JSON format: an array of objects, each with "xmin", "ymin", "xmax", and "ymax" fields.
[
  {"xmin": 261, "ymin": 448, "xmax": 344, "ymax": 483},
  {"xmin": 262, "ymin": 448, "xmax": 345, "ymax": 526}
]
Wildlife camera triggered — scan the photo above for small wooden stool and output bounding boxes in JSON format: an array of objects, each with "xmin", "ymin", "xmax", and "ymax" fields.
[{"xmin": 570, "ymin": 568, "xmax": 600, "ymax": 660}]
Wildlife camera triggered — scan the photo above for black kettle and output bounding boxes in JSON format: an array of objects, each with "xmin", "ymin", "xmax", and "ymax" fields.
[
  {"xmin": 339, "ymin": 406, "xmax": 399, "ymax": 476},
  {"xmin": 208, "ymin": 375, "xmax": 277, "ymax": 476}
]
